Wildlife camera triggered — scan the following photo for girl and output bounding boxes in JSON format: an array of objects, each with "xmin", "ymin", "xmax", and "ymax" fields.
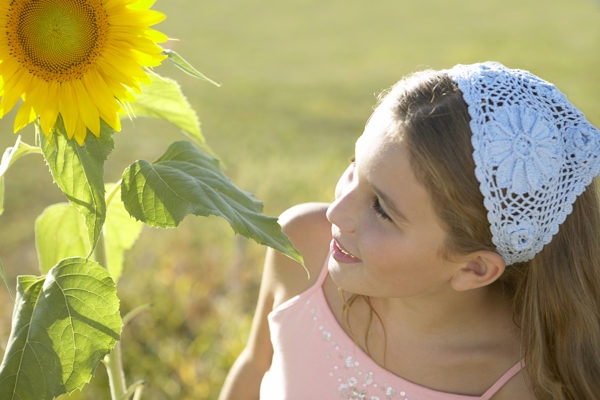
[{"xmin": 218, "ymin": 62, "xmax": 600, "ymax": 399}]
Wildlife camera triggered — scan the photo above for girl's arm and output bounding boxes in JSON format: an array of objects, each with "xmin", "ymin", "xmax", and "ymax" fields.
[
  {"xmin": 218, "ymin": 202, "xmax": 332, "ymax": 400},
  {"xmin": 217, "ymin": 255, "xmax": 275, "ymax": 400}
]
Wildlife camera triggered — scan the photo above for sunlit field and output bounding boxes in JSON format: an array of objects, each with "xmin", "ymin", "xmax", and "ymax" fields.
[{"xmin": 0, "ymin": 0, "xmax": 598, "ymax": 398}]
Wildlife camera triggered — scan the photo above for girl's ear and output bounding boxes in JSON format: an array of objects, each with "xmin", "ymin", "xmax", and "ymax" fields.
[{"xmin": 450, "ymin": 251, "xmax": 506, "ymax": 292}]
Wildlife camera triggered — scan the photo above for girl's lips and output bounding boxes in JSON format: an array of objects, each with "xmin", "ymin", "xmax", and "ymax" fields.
[{"xmin": 330, "ymin": 239, "xmax": 362, "ymax": 263}]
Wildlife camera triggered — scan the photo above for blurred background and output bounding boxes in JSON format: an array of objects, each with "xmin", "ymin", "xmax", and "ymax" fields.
[{"xmin": 0, "ymin": 0, "xmax": 598, "ymax": 398}]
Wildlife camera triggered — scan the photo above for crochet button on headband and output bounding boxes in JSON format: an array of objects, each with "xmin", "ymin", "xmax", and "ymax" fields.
[{"xmin": 446, "ymin": 62, "xmax": 600, "ymax": 265}]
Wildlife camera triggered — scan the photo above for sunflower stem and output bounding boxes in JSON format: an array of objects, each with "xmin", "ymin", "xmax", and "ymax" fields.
[
  {"xmin": 94, "ymin": 229, "xmax": 107, "ymax": 267},
  {"xmin": 95, "ymin": 230, "xmax": 127, "ymax": 400},
  {"xmin": 106, "ymin": 342, "xmax": 128, "ymax": 400}
]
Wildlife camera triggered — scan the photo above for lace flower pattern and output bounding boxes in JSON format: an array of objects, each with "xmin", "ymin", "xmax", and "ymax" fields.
[
  {"xmin": 486, "ymin": 105, "xmax": 560, "ymax": 194},
  {"xmin": 447, "ymin": 62, "xmax": 600, "ymax": 265}
]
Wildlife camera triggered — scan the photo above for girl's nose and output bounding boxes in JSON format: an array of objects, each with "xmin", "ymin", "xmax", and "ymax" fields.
[{"xmin": 326, "ymin": 189, "xmax": 356, "ymax": 233}]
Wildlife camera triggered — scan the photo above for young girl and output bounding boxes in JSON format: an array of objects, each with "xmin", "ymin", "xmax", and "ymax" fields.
[{"xmin": 218, "ymin": 62, "xmax": 600, "ymax": 400}]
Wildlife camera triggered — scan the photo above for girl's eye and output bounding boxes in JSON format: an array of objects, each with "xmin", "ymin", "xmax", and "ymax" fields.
[
  {"xmin": 372, "ymin": 197, "xmax": 392, "ymax": 221},
  {"xmin": 349, "ymin": 156, "xmax": 390, "ymax": 222}
]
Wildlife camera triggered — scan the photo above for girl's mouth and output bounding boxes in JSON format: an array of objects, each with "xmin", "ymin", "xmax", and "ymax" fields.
[{"xmin": 330, "ymin": 238, "xmax": 362, "ymax": 263}]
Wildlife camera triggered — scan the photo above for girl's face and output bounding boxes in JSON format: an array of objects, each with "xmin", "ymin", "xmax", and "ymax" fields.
[{"xmin": 326, "ymin": 108, "xmax": 462, "ymax": 299}]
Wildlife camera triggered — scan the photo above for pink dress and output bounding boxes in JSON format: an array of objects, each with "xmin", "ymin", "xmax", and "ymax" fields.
[{"xmin": 259, "ymin": 255, "xmax": 523, "ymax": 400}]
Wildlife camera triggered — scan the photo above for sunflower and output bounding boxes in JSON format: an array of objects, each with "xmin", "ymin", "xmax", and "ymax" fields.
[{"xmin": 0, "ymin": 0, "xmax": 167, "ymax": 145}]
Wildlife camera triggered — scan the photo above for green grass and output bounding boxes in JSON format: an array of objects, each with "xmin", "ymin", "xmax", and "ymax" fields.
[{"xmin": 0, "ymin": 0, "xmax": 598, "ymax": 398}]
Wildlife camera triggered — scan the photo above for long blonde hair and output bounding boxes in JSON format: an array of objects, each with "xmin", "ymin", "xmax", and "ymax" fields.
[{"xmin": 344, "ymin": 69, "xmax": 600, "ymax": 399}]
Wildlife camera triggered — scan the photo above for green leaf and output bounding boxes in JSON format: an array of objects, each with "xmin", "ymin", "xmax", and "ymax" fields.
[
  {"xmin": 0, "ymin": 258, "xmax": 122, "ymax": 399},
  {"xmin": 34, "ymin": 187, "xmax": 144, "ymax": 281},
  {"xmin": 162, "ymin": 49, "xmax": 220, "ymax": 86},
  {"xmin": 121, "ymin": 141, "xmax": 303, "ymax": 264},
  {"xmin": 105, "ymin": 184, "xmax": 143, "ymax": 282},
  {"xmin": 35, "ymin": 204, "xmax": 89, "ymax": 274},
  {"xmin": 39, "ymin": 118, "xmax": 114, "ymax": 252},
  {"xmin": 0, "ymin": 259, "xmax": 13, "ymax": 301},
  {"xmin": 129, "ymin": 71, "xmax": 216, "ymax": 156},
  {"xmin": 0, "ymin": 136, "xmax": 42, "ymax": 176},
  {"xmin": 0, "ymin": 136, "xmax": 42, "ymax": 216}
]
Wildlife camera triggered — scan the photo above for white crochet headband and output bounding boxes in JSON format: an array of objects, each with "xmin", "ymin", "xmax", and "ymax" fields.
[{"xmin": 446, "ymin": 62, "xmax": 600, "ymax": 265}]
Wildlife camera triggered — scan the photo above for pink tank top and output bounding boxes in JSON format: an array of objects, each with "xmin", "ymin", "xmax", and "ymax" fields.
[{"xmin": 259, "ymin": 254, "xmax": 524, "ymax": 400}]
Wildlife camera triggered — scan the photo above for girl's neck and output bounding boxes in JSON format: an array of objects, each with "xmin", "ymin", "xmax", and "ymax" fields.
[{"xmin": 369, "ymin": 283, "xmax": 514, "ymax": 339}]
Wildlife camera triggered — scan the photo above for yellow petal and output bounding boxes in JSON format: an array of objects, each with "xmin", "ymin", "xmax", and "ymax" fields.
[
  {"xmin": 0, "ymin": 57, "xmax": 21, "ymax": 89},
  {"xmin": 58, "ymin": 83, "xmax": 79, "ymax": 139},
  {"xmin": 102, "ymin": 108, "xmax": 121, "ymax": 132},
  {"xmin": 83, "ymin": 70, "xmax": 123, "ymax": 132},
  {"xmin": 128, "ymin": 0, "xmax": 157, "ymax": 10},
  {"xmin": 103, "ymin": 44, "xmax": 149, "ymax": 79},
  {"xmin": 108, "ymin": 9, "xmax": 166, "ymax": 27},
  {"xmin": 109, "ymin": 30, "xmax": 164, "ymax": 55},
  {"xmin": 108, "ymin": 24, "xmax": 153, "ymax": 36},
  {"xmin": 104, "ymin": 0, "xmax": 134, "ymax": 11},
  {"xmin": 130, "ymin": 49, "xmax": 163, "ymax": 67},
  {"xmin": 0, "ymin": 68, "xmax": 32, "ymax": 117},
  {"xmin": 96, "ymin": 66, "xmax": 137, "ymax": 101},
  {"xmin": 143, "ymin": 28, "xmax": 168, "ymax": 43},
  {"xmin": 83, "ymin": 69, "xmax": 120, "ymax": 118},
  {"xmin": 73, "ymin": 79, "xmax": 100, "ymax": 137},
  {"xmin": 96, "ymin": 56, "xmax": 141, "ymax": 93},
  {"xmin": 73, "ymin": 118, "xmax": 87, "ymax": 145},
  {"xmin": 10, "ymin": 69, "xmax": 34, "ymax": 98},
  {"xmin": 40, "ymin": 81, "xmax": 60, "ymax": 136},
  {"xmin": 23, "ymin": 77, "xmax": 49, "ymax": 115},
  {"xmin": 13, "ymin": 100, "xmax": 36, "ymax": 132}
]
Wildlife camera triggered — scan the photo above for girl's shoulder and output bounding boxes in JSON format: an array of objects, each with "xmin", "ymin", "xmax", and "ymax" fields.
[
  {"xmin": 266, "ymin": 202, "xmax": 332, "ymax": 310},
  {"xmin": 278, "ymin": 202, "xmax": 331, "ymax": 247}
]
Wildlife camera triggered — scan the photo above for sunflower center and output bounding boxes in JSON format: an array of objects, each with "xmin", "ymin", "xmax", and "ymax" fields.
[{"xmin": 7, "ymin": 0, "xmax": 109, "ymax": 82}]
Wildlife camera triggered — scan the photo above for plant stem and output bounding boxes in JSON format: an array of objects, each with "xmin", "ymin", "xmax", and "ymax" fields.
[
  {"xmin": 120, "ymin": 380, "xmax": 146, "ymax": 400},
  {"xmin": 94, "ymin": 228, "xmax": 108, "ymax": 266},
  {"xmin": 132, "ymin": 383, "xmax": 147, "ymax": 400},
  {"xmin": 95, "ymin": 230, "xmax": 127, "ymax": 400},
  {"xmin": 122, "ymin": 303, "xmax": 153, "ymax": 326},
  {"xmin": 106, "ymin": 179, "xmax": 123, "ymax": 207},
  {"xmin": 106, "ymin": 342, "xmax": 127, "ymax": 400}
]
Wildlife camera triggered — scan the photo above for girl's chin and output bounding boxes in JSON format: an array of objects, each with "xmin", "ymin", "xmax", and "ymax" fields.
[{"xmin": 327, "ymin": 259, "xmax": 363, "ymax": 291}]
